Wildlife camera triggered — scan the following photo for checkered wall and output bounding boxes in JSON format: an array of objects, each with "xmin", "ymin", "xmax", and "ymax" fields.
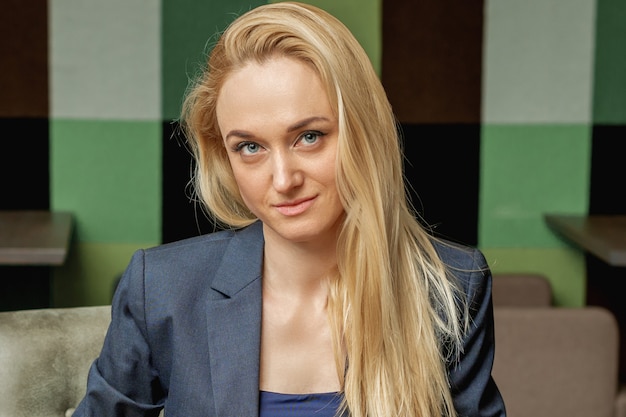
[{"xmin": 1, "ymin": 0, "xmax": 624, "ymax": 308}]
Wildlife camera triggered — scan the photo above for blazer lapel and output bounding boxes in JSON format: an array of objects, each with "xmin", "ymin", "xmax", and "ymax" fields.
[{"xmin": 206, "ymin": 222, "xmax": 264, "ymax": 417}]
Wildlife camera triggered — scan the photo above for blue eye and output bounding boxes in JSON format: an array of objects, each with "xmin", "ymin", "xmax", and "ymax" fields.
[
  {"xmin": 300, "ymin": 131, "xmax": 322, "ymax": 145},
  {"xmin": 235, "ymin": 141, "xmax": 261, "ymax": 155}
]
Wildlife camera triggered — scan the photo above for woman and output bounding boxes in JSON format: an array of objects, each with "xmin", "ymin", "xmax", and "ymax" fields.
[{"xmin": 73, "ymin": 2, "xmax": 505, "ymax": 416}]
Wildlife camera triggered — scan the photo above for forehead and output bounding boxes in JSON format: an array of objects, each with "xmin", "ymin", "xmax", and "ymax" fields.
[
  {"xmin": 216, "ymin": 56, "xmax": 335, "ymax": 132},
  {"xmin": 220, "ymin": 56, "xmax": 324, "ymax": 102}
]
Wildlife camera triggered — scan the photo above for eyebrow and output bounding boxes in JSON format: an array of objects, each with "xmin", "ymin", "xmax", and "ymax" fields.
[
  {"xmin": 287, "ymin": 116, "xmax": 331, "ymax": 132},
  {"xmin": 224, "ymin": 116, "xmax": 332, "ymax": 141}
]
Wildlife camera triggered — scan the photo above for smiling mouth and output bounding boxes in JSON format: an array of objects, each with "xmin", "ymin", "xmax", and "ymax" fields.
[{"xmin": 274, "ymin": 197, "xmax": 316, "ymax": 216}]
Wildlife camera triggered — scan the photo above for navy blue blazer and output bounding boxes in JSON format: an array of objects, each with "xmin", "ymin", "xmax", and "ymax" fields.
[{"xmin": 73, "ymin": 221, "xmax": 505, "ymax": 417}]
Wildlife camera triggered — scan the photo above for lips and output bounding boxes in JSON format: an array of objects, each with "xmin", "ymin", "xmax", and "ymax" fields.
[{"xmin": 273, "ymin": 196, "xmax": 316, "ymax": 216}]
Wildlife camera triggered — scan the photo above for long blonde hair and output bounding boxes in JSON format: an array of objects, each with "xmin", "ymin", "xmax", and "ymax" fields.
[{"xmin": 180, "ymin": 2, "xmax": 467, "ymax": 416}]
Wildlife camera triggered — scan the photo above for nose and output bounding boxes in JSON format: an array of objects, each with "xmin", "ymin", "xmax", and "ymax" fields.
[{"xmin": 271, "ymin": 151, "xmax": 303, "ymax": 193}]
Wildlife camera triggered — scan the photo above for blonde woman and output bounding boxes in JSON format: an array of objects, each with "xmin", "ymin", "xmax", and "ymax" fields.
[{"xmin": 74, "ymin": 2, "xmax": 505, "ymax": 416}]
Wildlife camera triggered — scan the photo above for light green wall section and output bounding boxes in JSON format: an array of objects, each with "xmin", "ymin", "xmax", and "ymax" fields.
[
  {"xmin": 482, "ymin": 0, "xmax": 596, "ymax": 123},
  {"xmin": 592, "ymin": 0, "xmax": 626, "ymax": 123},
  {"xmin": 50, "ymin": 0, "xmax": 161, "ymax": 120},
  {"xmin": 53, "ymin": 241, "xmax": 153, "ymax": 307},
  {"xmin": 479, "ymin": 124, "xmax": 591, "ymax": 247},
  {"xmin": 482, "ymin": 247, "xmax": 586, "ymax": 307},
  {"xmin": 51, "ymin": 120, "xmax": 162, "ymax": 243}
]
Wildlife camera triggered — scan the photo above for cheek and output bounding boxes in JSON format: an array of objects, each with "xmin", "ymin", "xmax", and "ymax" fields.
[
  {"xmin": 316, "ymin": 154, "xmax": 338, "ymax": 190},
  {"xmin": 230, "ymin": 166, "xmax": 262, "ymax": 209}
]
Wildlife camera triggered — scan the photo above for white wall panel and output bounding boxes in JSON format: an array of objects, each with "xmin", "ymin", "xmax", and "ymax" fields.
[
  {"xmin": 50, "ymin": 0, "xmax": 161, "ymax": 120},
  {"xmin": 482, "ymin": 0, "xmax": 596, "ymax": 123}
]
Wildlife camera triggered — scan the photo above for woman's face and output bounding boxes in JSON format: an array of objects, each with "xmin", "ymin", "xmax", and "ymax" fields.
[{"xmin": 216, "ymin": 56, "xmax": 344, "ymax": 245}]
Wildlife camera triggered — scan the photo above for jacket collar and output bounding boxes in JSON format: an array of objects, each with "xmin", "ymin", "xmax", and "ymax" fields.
[
  {"xmin": 210, "ymin": 221, "xmax": 265, "ymax": 296},
  {"xmin": 206, "ymin": 221, "xmax": 264, "ymax": 416}
]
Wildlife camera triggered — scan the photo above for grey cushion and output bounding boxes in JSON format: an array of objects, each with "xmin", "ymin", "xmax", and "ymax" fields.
[
  {"xmin": 493, "ymin": 306, "xmax": 619, "ymax": 417},
  {"xmin": 0, "ymin": 305, "xmax": 111, "ymax": 417},
  {"xmin": 492, "ymin": 273, "xmax": 553, "ymax": 307}
]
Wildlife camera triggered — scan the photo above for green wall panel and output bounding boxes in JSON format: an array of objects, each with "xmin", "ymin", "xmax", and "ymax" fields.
[
  {"xmin": 51, "ymin": 120, "xmax": 162, "ymax": 243},
  {"xmin": 162, "ymin": 0, "xmax": 266, "ymax": 120},
  {"xmin": 272, "ymin": 0, "xmax": 381, "ymax": 75},
  {"xmin": 479, "ymin": 124, "xmax": 591, "ymax": 247},
  {"xmin": 162, "ymin": 0, "xmax": 381, "ymax": 121},
  {"xmin": 592, "ymin": 0, "xmax": 626, "ymax": 123}
]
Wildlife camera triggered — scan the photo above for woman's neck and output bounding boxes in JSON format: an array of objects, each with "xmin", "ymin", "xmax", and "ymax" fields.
[
  {"xmin": 261, "ymin": 223, "xmax": 338, "ymax": 297},
  {"xmin": 260, "ymin": 225, "xmax": 341, "ymax": 394}
]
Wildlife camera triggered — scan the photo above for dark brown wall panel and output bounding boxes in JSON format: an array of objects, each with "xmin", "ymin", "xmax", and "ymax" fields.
[
  {"xmin": 1, "ymin": 0, "xmax": 49, "ymax": 118},
  {"xmin": 382, "ymin": 0, "xmax": 484, "ymax": 124}
]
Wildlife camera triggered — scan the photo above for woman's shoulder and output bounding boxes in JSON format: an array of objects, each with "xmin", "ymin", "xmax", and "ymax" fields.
[
  {"xmin": 144, "ymin": 221, "xmax": 263, "ymax": 259},
  {"xmin": 431, "ymin": 238, "xmax": 487, "ymax": 269},
  {"xmin": 121, "ymin": 221, "xmax": 265, "ymax": 289},
  {"xmin": 430, "ymin": 237, "xmax": 491, "ymax": 292},
  {"xmin": 118, "ymin": 221, "xmax": 264, "ymax": 301}
]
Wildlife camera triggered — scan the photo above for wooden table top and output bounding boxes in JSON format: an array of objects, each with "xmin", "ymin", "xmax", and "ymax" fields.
[
  {"xmin": 545, "ymin": 214, "xmax": 626, "ymax": 267},
  {"xmin": 0, "ymin": 211, "xmax": 73, "ymax": 266}
]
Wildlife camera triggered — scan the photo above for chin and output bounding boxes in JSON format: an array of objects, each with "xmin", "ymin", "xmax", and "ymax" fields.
[{"xmin": 263, "ymin": 219, "xmax": 336, "ymax": 244}]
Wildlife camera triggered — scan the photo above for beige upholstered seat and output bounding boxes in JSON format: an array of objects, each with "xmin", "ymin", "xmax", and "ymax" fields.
[
  {"xmin": 0, "ymin": 305, "xmax": 111, "ymax": 417},
  {"xmin": 492, "ymin": 273, "xmax": 553, "ymax": 307},
  {"xmin": 492, "ymin": 306, "xmax": 620, "ymax": 417}
]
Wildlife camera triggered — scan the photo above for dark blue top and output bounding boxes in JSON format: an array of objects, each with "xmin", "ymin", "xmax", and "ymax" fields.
[{"xmin": 259, "ymin": 391, "xmax": 345, "ymax": 417}]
